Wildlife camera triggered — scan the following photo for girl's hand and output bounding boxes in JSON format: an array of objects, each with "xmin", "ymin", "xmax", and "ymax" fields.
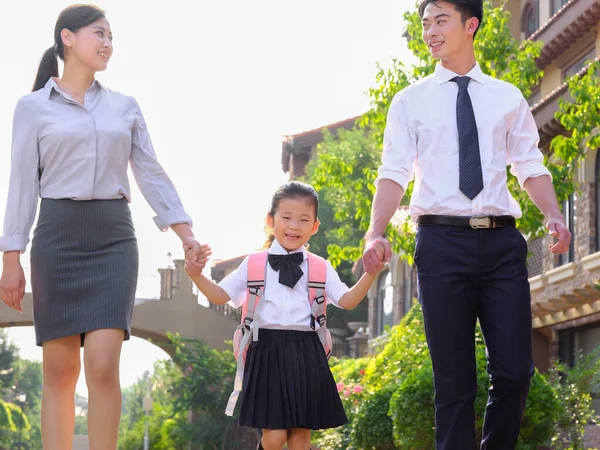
[
  {"xmin": 0, "ymin": 256, "xmax": 26, "ymax": 312},
  {"xmin": 184, "ymin": 244, "xmax": 212, "ymax": 276}
]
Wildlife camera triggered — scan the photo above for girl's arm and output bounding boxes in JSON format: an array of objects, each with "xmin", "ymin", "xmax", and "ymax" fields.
[
  {"xmin": 338, "ymin": 272, "xmax": 377, "ymax": 310},
  {"xmin": 186, "ymin": 272, "xmax": 231, "ymax": 306}
]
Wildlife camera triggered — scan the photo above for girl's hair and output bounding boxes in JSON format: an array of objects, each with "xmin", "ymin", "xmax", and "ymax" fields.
[
  {"xmin": 262, "ymin": 181, "xmax": 319, "ymax": 249},
  {"xmin": 32, "ymin": 4, "xmax": 106, "ymax": 92}
]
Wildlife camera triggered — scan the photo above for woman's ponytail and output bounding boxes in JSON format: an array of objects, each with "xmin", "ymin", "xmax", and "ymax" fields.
[
  {"xmin": 32, "ymin": 46, "xmax": 59, "ymax": 92},
  {"xmin": 31, "ymin": 5, "xmax": 106, "ymax": 92}
]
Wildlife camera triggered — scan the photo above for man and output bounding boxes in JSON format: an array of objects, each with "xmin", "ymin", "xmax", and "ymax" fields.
[{"xmin": 362, "ymin": 1, "xmax": 571, "ymax": 449}]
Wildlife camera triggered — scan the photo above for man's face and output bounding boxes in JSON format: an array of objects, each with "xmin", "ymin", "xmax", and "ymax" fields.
[{"xmin": 421, "ymin": 1, "xmax": 478, "ymax": 61}]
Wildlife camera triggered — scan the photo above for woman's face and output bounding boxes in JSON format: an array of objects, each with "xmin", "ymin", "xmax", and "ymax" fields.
[{"xmin": 64, "ymin": 18, "xmax": 113, "ymax": 73}]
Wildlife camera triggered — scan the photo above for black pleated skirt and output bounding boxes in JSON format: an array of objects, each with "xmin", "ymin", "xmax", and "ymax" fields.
[
  {"xmin": 30, "ymin": 198, "xmax": 138, "ymax": 346},
  {"xmin": 239, "ymin": 328, "xmax": 348, "ymax": 430}
]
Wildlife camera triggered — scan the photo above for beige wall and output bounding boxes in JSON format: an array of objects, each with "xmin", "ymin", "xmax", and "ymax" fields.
[
  {"xmin": 540, "ymin": 63, "xmax": 562, "ymax": 97},
  {"xmin": 503, "ymin": 0, "xmax": 522, "ymax": 41}
]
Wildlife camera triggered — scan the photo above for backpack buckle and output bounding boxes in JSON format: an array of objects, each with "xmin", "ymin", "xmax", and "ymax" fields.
[
  {"xmin": 248, "ymin": 287, "xmax": 262, "ymax": 296},
  {"xmin": 314, "ymin": 294, "xmax": 325, "ymax": 305},
  {"xmin": 316, "ymin": 314, "xmax": 326, "ymax": 326},
  {"xmin": 243, "ymin": 317, "xmax": 253, "ymax": 330}
]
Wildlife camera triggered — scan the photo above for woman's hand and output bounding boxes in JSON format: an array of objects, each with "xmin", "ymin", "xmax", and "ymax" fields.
[{"xmin": 0, "ymin": 253, "xmax": 26, "ymax": 312}]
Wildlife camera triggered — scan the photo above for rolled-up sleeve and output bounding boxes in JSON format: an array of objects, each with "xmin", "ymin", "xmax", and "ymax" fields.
[
  {"xmin": 375, "ymin": 92, "xmax": 417, "ymax": 191},
  {"xmin": 508, "ymin": 96, "xmax": 552, "ymax": 188},
  {"xmin": 0, "ymin": 99, "xmax": 40, "ymax": 253},
  {"xmin": 219, "ymin": 256, "xmax": 249, "ymax": 308},
  {"xmin": 130, "ymin": 98, "xmax": 192, "ymax": 231}
]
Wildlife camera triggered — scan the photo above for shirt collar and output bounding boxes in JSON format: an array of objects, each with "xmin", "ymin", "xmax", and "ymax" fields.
[
  {"xmin": 269, "ymin": 239, "xmax": 307, "ymax": 259},
  {"xmin": 433, "ymin": 62, "xmax": 487, "ymax": 86},
  {"xmin": 44, "ymin": 77, "xmax": 104, "ymax": 99}
]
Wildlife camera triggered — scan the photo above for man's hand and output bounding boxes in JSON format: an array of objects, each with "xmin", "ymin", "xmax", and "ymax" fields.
[
  {"xmin": 547, "ymin": 217, "xmax": 571, "ymax": 254},
  {"xmin": 362, "ymin": 236, "xmax": 391, "ymax": 275}
]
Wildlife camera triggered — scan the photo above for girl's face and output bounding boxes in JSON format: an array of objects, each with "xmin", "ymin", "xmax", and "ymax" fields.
[
  {"xmin": 63, "ymin": 18, "xmax": 113, "ymax": 73},
  {"xmin": 267, "ymin": 197, "xmax": 320, "ymax": 252}
]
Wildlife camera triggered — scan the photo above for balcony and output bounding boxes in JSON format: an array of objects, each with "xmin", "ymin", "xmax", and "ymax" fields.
[{"xmin": 529, "ymin": 0, "xmax": 600, "ymax": 69}]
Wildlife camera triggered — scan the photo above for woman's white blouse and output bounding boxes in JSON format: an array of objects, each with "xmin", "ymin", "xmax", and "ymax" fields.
[{"xmin": 0, "ymin": 78, "xmax": 192, "ymax": 252}]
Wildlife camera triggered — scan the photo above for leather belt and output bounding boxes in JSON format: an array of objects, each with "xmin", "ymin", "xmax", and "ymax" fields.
[{"xmin": 416, "ymin": 215, "xmax": 516, "ymax": 229}]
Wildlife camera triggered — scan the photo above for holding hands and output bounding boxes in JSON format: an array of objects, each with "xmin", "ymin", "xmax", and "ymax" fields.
[
  {"xmin": 362, "ymin": 235, "xmax": 391, "ymax": 275},
  {"xmin": 182, "ymin": 236, "xmax": 211, "ymax": 276}
]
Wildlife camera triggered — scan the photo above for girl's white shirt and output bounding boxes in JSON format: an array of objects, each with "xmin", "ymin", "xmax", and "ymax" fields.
[{"xmin": 219, "ymin": 239, "xmax": 350, "ymax": 330}]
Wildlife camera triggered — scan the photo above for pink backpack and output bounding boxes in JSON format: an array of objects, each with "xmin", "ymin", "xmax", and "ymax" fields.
[{"xmin": 225, "ymin": 249, "xmax": 333, "ymax": 416}]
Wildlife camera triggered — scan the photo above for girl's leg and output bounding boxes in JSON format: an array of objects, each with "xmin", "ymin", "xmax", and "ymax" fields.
[
  {"xmin": 84, "ymin": 328, "xmax": 124, "ymax": 450},
  {"xmin": 261, "ymin": 429, "xmax": 288, "ymax": 450},
  {"xmin": 41, "ymin": 334, "xmax": 82, "ymax": 450},
  {"xmin": 287, "ymin": 428, "xmax": 312, "ymax": 450}
]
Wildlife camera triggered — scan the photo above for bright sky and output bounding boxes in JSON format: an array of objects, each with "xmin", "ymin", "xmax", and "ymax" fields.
[{"xmin": 1, "ymin": 0, "xmax": 413, "ymax": 397}]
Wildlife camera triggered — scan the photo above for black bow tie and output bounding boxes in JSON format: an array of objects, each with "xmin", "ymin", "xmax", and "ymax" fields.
[{"xmin": 268, "ymin": 252, "xmax": 304, "ymax": 288}]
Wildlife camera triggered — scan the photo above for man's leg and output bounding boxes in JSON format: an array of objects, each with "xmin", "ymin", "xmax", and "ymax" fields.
[
  {"xmin": 478, "ymin": 227, "xmax": 533, "ymax": 449},
  {"xmin": 415, "ymin": 225, "xmax": 480, "ymax": 450}
]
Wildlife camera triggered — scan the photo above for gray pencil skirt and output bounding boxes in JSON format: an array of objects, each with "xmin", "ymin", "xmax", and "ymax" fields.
[{"xmin": 30, "ymin": 198, "xmax": 139, "ymax": 346}]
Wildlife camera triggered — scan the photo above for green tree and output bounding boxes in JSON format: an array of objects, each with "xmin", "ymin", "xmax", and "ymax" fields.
[
  {"xmin": 0, "ymin": 330, "xmax": 18, "ymax": 392},
  {"xmin": 9, "ymin": 358, "xmax": 42, "ymax": 448},
  {"xmin": 167, "ymin": 334, "xmax": 258, "ymax": 449}
]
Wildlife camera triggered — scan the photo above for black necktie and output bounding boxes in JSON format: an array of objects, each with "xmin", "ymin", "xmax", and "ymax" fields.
[
  {"xmin": 268, "ymin": 252, "xmax": 304, "ymax": 288},
  {"xmin": 451, "ymin": 76, "xmax": 484, "ymax": 200}
]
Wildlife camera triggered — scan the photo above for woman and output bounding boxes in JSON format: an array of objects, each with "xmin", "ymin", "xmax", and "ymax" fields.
[{"xmin": 0, "ymin": 4, "xmax": 200, "ymax": 449}]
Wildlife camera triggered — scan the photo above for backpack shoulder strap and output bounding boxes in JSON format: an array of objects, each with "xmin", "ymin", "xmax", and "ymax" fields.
[
  {"xmin": 307, "ymin": 251, "xmax": 327, "ymax": 287},
  {"xmin": 243, "ymin": 250, "xmax": 269, "ymax": 326},
  {"xmin": 306, "ymin": 252, "xmax": 332, "ymax": 359},
  {"xmin": 226, "ymin": 250, "xmax": 269, "ymax": 417}
]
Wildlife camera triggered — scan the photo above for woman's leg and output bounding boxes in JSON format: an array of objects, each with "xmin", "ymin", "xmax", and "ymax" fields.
[
  {"xmin": 261, "ymin": 429, "xmax": 288, "ymax": 450},
  {"xmin": 287, "ymin": 428, "xmax": 312, "ymax": 450},
  {"xmin": 41, "ymin": 334, "xmax": 82, "ymax": 450},
  {"xmin": 84, "ymin": 328, "xmax": 124, "ymax": 450}
]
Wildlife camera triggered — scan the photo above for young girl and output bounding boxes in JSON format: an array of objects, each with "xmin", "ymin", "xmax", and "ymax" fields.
[
  {"xmin": 0, "ymin": 5, "xmax": 200, "ymax": 449},
  {"xmin": 184, "ymin": 181, "xmax": 381, "ymax": 450}
]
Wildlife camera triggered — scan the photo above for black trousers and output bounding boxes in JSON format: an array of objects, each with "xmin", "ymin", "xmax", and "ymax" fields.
[{"xmin": 414, "ymin": 225, "xmax": 534, "ymax": 450}]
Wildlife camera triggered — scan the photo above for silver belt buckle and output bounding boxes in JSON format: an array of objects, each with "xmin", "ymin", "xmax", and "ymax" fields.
[{"xmin": 469, "ymin": 215, "xmax": 492, "ymax": 229}]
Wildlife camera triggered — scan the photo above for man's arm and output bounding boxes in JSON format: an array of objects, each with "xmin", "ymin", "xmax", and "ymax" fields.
[
  {"xmin": 363, "ymin": 179, "xmax": 405, "ymax": 274},
  {"xmin": 523, "ymin": 175, "xmax": 571, "ymax": 254}
]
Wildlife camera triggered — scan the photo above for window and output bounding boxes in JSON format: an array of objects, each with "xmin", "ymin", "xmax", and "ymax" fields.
[
  {"xmin": 564, "ymin": 48, "xmax": 596, "ymax": 80},
  {"xmin": 526, "ymin": 237, "xmax": 544, "ymax": 277},
  {"xmin": 522, "ymin": 1, "xmax": 539, "ymax": 38},
  {"xmin": 402, "ymin": 263, "xmax": 415, "ymax": 315},
  {"xmin": 559, "ymin": 325, "xmax": 600, "ymax": 415},
  {"xmin": 558, "ymin": 194, "xmax": 575, "ymax": 265},
  {"xmin": 551, "ymin": 0, "xmax": 569, "ymax": 16},
  {"xmin": 376, "ymin": 270, "xmax": 394, "ymax": 335}
]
